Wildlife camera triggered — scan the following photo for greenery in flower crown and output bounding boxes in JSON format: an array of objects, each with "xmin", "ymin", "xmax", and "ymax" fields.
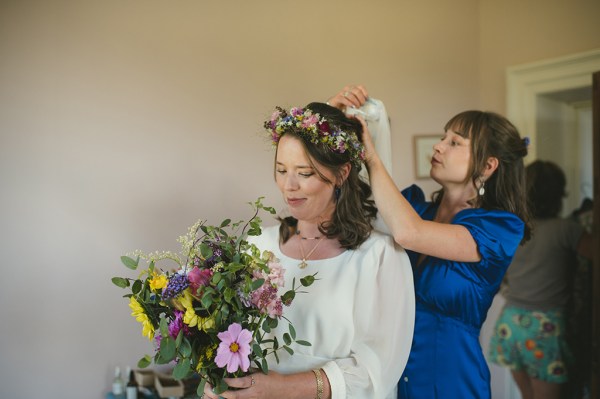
[
  {"xmin": 112, "ymin": 198, "xmax": 316, "ymax": 396},
  {"xmin": 264, "ymin": 106, "xmax": 366, "ymax": 167}
]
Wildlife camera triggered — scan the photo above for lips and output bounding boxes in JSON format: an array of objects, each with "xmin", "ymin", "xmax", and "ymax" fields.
[{"xmin": 286, "ymin": 197, "xmax": 306, "ymax": 207}]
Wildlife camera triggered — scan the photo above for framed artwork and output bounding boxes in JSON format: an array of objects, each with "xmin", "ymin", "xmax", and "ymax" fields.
[{"xmin": 413, "ymin": 134, "xmax": 440, "ymax": 179}]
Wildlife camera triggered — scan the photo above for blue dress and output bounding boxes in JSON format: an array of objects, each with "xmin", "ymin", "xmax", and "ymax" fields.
[{"xmin": 397, "ymin": 185, "xmax": 524, "ymax": 399}]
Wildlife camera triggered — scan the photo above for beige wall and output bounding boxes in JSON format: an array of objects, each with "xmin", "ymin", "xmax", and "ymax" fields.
[
  {"xmin": 0, "ymin": 1, "xmax": 598, "ymax": 398},
  {"xmin": 479, "ymin": 0, "xmax": 600, "ymax": 112}
]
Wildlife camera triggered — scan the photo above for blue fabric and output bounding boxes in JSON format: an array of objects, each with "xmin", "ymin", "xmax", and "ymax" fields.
[{"xmin": 398, "ymin": 185, "xmax": 524, "ymax": 399}]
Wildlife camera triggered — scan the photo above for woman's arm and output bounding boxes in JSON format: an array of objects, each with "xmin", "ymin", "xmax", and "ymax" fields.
[
  {"xmin": 202, "ymin": 370, "xmax": 331, "ymax": 399},
  {"xmin": 359, "ymin": 119, "xmax": 481, "ymax": 262},
  {"xmin": 329, "ymin": 85, "xmax": 481, "ymax": 261}
]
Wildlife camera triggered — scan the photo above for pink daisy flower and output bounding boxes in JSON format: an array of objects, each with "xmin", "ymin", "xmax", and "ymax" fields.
[{"xmin": 214, "ymin": 323, "xmax": 252, "ymax": 373}]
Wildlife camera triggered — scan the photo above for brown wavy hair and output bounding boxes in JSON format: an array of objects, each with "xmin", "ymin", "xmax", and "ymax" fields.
[
  {"xmin": 273, "ymin": 102, "xmax": 377, "ymax": 249},
  {"xmin": 432, "ymin": 110, "xmax": 532, "ymax": 243}
]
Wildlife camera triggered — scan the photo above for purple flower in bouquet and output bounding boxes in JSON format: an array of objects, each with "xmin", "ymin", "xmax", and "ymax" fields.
[
  {"xmin": 168, "ymin": 310, "xmax": 191, "ymax": 339},
  {"xmin": 215, "ymin": 323, "xmax": 252, "ymax": 373},
  {"xmin": 162, "ymin": 273, "xmax": 190, "ymax": 299}
]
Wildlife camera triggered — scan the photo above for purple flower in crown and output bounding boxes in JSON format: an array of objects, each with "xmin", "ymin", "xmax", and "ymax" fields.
[{"xmin": 290, "ymin": 107, "xmax": 304, "ymax": 117}]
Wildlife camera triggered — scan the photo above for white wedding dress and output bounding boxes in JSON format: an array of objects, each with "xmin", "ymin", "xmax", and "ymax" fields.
[{"xmin": 249, "ymin": 227, "xmax": 415, "ymax": 399}]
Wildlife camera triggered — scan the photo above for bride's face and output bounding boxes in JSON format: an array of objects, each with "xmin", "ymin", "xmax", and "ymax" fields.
[{"xmin": 274, "ymin": 135, "xmax": 337, "ymax": 224}]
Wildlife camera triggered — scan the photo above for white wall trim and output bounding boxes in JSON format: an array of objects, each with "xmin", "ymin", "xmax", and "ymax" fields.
[{"xmin": 506, "ymin": 48, "xmax": 600, "ymax": 161}]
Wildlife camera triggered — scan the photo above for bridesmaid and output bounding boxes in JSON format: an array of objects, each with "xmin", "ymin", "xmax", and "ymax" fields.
[{"xmin": 329, "ymin": 85, "xmax": 531, "ymax": 398}]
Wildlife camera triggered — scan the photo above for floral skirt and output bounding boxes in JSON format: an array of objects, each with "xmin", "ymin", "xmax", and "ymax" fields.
[{"xmin": 488, "ymin": 305, "xmax": 572, "ymax": 383}]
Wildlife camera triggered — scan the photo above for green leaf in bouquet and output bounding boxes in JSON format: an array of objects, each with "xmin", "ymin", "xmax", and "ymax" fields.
[
  {"xmin": 295, "ymin": 340, "xmax": 312, "ymax": 346},
  {"xmin": 111, "ymin": 277, "xmax": 129, "ymax": 288},
  {"xmin": 159, "ymin": 317, "xmax": 169, "ymax": 338},
  {"xmin": 247, "ymin": 220, "xmax": 262, "ymax": 236},
  {"xmin": 252, "ymin": 343, "xmax": 263, "ymax": 358},
  {"xmin": 148, "ymin": 260, "xmax": 155, "ymax": 273},
  {"xmin": 262, "ymin": 205, "xmax": 276, "ymax": 214},
  {"xmin": 289, "ymin": 324, "xmax": 296, "ymax": 340},
  {"xmin": 156, "ymin": 337, "xmax": 176, "ymax": 364},
  {"xmin": 212, "ymin": 272, "xmax": 222, "ymax": 284},
  {"xmin": 175, "ymin": 330, "xmax": 183, "ymax": 347},
  {"xmin": 224, "ymin": 287, "xmax": 236, "ymax": 303},
  {"xmin": 132, "ymin": 279, "xmax": 143, "ymax": 295},
  {"xmin": 268, "ymin": 317, "xmax": 279, "ymax": 329},
  {"xmin": 281, "ymin": 290, "xmax": 295, "ymax": 304},
  {"xmin": 199, "ymin": 242, "xmax": 213, "ymax": 259},
  {"xmin": 121, "ymin": 255, "xmax": 139, "ymax": 270},
  {"xmin": 214, "ymin": 379, "xmax": 229, "ymax": 395},
  {"xmin": 300, "ymin": 274, "xmax": 316, "ymax": 287},
  {"xmin": 251, "ymin": 278, "xmax": 265, "ymax": 291},
  {"xmin": 283, "ymin": 333, "xmax": 292, "ymax": 346},
  {"xmin": 201, "ymin": 292, "xmax": 213, "ymax": 308},
  {"xmin": 196, "ymin": 379, "xmax": 207, "ymax": 397},
  {"xmin": 173, "ymin": 357, "xmax": 191, "ymax": 380},
  {"xmin": 220, "ymin": 218, "xmax": 231, "ymax": 228},
  {"xmin": 220, "ymin": 303, "xmax": 230, "ymax": 320},
  {"xmin": 261, "ymin": 319, "xmax": 271, "ymax": 333},
  {"xmin": 137, "ymin": 355, "xmax": 152, "ymax": 368},
  {"xmin": 283, "ymin": 345, "xmax": 294, "ymax": 356},
  {"xmin": 261, "ymin": 358, "xmax": 269, "ymax": 373},
  {"xmin": 179, "ymin": 337, "xmax": 192, "ymax": 357}
]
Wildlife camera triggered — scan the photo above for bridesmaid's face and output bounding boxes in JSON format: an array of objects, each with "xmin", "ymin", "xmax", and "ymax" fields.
[{"xmin": 430, "ymin": 130, "xmax": 472, "ymax": 189}]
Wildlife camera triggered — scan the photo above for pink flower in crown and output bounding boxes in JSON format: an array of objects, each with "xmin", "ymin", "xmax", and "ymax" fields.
[
  {"xmin": 301, "ymin": 114, "xmax": 319, "ymax": 128},
  {"xmin": 214, "ymin": 323, "xmax": 252, "ymax": 373},
  {"xmin": 188, "ymin": 266, "xmax": 213, "ymax": 295},
  {"xmin": 271, "ymin": 109, "xmax": 282, "ymax": 121}
]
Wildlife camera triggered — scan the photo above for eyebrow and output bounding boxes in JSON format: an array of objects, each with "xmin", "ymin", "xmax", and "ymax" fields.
[{"xmin": 276, "ymin": 161, "xmax": 313, "ymax": 169}]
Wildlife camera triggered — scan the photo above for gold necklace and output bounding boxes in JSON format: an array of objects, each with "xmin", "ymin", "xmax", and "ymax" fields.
[{"xmin": 298, "ymin": 236, "xmax": 324, "ymax": 269}]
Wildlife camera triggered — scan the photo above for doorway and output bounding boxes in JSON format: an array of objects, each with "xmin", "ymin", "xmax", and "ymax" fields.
[{"xmin": 488, "ymin": 49, "xmax": 600, "ymax": 399}]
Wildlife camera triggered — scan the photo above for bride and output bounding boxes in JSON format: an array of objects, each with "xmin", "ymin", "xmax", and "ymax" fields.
[{"xmin": 202, "ymin": 102, "xmax": 415, "ymax": 399}]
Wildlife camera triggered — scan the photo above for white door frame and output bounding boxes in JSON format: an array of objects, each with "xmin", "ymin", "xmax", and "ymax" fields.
[{"xmin": 506, "ymin": 48, "xmax": 600, "ymax": 162}]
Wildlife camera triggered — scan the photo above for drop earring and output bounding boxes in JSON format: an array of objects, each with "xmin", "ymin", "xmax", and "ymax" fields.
[
  {"xmin": 334, "ymin": 186, "xmax": 341, "ymax": 201},
  {"xmin": 478, "ymin": 179, "xmax": 485, "ymax": 196}
]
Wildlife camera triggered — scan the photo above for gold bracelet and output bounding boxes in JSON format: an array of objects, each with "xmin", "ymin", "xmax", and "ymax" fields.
[{"xmin": 312, "ymin": 368, "xmax": 324, "ymax": 399}]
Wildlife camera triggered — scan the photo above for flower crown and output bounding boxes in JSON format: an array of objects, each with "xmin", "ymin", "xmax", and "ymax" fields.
[{"xmin": 264, "ymin": 106, "xmax": 366, "ymax": 167}]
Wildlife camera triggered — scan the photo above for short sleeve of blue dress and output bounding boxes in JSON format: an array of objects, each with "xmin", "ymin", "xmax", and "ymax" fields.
[{"xmin": 398, "ymin": 185, "xmax": 525, "ymax": 399}]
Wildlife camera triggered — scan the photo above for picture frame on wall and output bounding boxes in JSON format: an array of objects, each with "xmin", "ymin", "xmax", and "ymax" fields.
[{"xmin": 413, "ymin": 134, "xmax": 440, "ymax": 179}]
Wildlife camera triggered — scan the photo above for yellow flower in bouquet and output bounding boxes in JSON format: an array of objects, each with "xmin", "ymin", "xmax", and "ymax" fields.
[{"xmin": 112, "ymin": 198, "xmax": 317, "ymax": 396}]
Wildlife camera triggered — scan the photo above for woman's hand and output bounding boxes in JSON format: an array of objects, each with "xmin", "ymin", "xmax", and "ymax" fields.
[
  {"xmin": 201, "ymin": 371, "xmax": 286, "ymax": 399},
  {"xmin": 355, "ymin": 115, "xmax": 378, "ymax": 167},
  {"xmin": 327, "ymin": 84, "xmax": 369, "ymax": 110}
]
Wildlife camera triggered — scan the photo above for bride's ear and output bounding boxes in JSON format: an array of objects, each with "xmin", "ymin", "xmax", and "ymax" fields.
[{"xmin": 337, "ymin": 163, "xmax": 351, "ymax": 185}]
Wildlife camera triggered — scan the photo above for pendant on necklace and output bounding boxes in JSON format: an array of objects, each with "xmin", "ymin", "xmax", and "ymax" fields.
[{"xmin": 298, "ymin": 260, "xmax": 308, "ymax": 269}]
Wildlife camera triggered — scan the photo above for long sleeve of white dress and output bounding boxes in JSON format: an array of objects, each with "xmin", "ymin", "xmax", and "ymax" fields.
[{"xmin": 249, "ymin": 227, "xmax": 415, "ymax": 399}]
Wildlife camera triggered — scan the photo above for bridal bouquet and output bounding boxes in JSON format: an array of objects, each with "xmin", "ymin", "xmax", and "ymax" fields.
[{"xmin": 112, "ymin": 198, "xmax": 315, "ymax": 395}]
